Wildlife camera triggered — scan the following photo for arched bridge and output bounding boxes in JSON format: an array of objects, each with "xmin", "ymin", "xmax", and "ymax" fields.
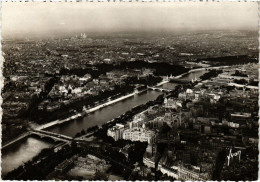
[{"xmin": 147, "ymin": 86, "xmax": 172, "ymax": 92}]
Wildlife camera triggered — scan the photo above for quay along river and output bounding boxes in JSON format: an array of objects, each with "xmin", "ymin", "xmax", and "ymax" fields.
[{"xmin": 2, "ymin": 69, "xmax": 208, "ymax": 175}]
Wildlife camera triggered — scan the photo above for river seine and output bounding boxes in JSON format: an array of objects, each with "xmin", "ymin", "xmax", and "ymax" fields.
[
  {"xmin": 2, "ymin": 70, "xmax": 207, "ymax": 175},
  {"xmin": 1, "ymin": 137, "xmax": 54, "ymax": 176},
  {"xmin": 47, "ymin": 90, "xmax": 162, "ymax": 136}
]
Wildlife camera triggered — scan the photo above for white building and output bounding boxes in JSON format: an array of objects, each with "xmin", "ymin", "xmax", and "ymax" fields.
[
  {"xmin": 178, "ymin": 92, "xmax": 187, "ymax": 101},
  {"xmin": 107, "ymin": 124, "xmax": 125, "ymax": 141},
  {"xmin": 164, "ymin": 98, "xmax": 182, "ymax": 109},
  {"xmin": 122, "ymin": 128, "xmax": 157, "ymax": 144}
]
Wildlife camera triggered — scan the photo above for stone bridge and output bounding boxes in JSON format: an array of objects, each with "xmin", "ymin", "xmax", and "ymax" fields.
[{"xmin": 147, "ymin": 86, "xmax": 172, "ymax": 92}]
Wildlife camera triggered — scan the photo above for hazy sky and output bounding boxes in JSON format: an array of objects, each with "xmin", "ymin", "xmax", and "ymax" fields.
[{"xmin": 2, "ymin": 2, "xmax": 258, "ymax": 38}]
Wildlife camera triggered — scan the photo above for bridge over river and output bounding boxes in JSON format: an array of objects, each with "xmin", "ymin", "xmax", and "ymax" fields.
[
  {"xmin": 147, "ymin": 86, "xmax": 172, "ymax": 92},
  {"xmin": 30, "ymin": 130, "xmax": 73, "ymax": 142}
]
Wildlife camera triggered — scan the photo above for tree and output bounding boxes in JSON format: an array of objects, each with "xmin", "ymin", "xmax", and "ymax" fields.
[
  {"xmin": 80, "ymin": 129, "xmax": 86, "ymax": 135},
  {"xmin": 232, "ymin": 70, "xmax": 247, "ymax": 77},
  {"xmin": 234, "ymin": 79, "xmax": 247, "ymax": 85}
]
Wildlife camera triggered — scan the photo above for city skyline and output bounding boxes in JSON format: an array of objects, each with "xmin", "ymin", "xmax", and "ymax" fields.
[{"xmin": 2, "ymin": 2, "xmax": 258, "ymax": 38}]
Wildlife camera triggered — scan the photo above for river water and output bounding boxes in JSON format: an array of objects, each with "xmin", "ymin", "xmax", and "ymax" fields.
[
  {"xmin": 2, "ymin": 70, "xmax": 207, "ymax": 176},
  {"xmin": 182, "ymin": 70, "xmax": 208, "ymax": 80},
  {"xmin": 1, "ymin": 90, "xmax": 161, "ymax": 176},
  {"xmin": 47, "ymin": 90, "xmax": 162, "ymax": 137},
  {"xmin": 1, "ymin": 137, "xmax": 54, "ymax": 176}
]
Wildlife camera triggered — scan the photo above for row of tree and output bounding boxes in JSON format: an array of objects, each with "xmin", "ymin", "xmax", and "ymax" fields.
[{"xmin": 200, "ymin": 69, "xmax": 223, "ymax": 81}]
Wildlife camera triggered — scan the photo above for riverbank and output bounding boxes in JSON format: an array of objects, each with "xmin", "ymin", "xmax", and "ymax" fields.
[
  {"xmin": 2, "ymin": 66, "xmax": 211, "ymax": 147},
  {"xmin": 4, "ymin": 65, "xmax": 224, "ymax": 148},
  {"xmin": 35, "ymin": 89, "xmax": 148, "ymax": 131},
  {"xmin": 1, "ymin": 137, "xmax": 55, "ymax": 177},
  {"xmin": 2, "ymin": 65, "xmax": 228, "ymax": 177},
  {"xmin": 2, "ymin": 88, "xmax": 158, "ymax": 148},
  {"xmin": 35, "ymin": 75, "xmax": 174, "ymax": 131}
]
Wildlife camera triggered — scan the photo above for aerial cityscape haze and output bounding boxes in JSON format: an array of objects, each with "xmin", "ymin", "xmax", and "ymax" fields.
[
  {"xmin": 1, "ymin": 2, "xmax": 259, "ymax": 181},
  {"xmin": 2, "ymin": 2, "xmax": 258, "ymax": 38}
]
